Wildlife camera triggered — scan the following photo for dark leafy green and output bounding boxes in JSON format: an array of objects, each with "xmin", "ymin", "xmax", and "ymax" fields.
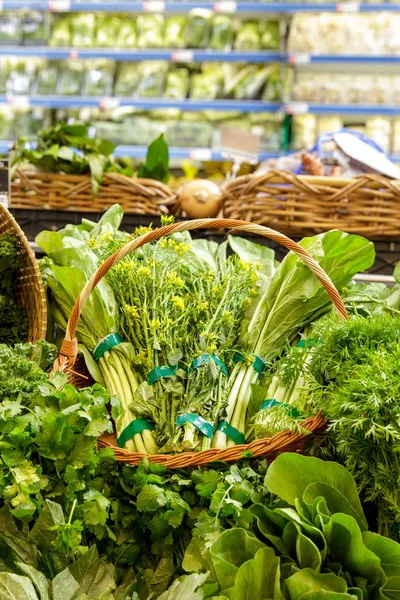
[{"xmin": 0, "ymin": 234, "xmax": 28, "ymax": 345}]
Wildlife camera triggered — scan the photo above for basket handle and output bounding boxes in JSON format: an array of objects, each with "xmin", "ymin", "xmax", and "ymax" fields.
[{"xmin": 54, "ymin": 218, "xmax": 348, "ymax": 372}]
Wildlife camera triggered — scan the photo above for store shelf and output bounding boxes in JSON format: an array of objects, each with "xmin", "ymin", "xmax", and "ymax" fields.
[
  {"xmin": 0, "ymin": 95, "xmax": 281, "ymax": 111},
  {"xmin": 0, "ymin": 46, "xmax": 282, "ymax": 63},
  {"xmin": 4, "ymin": 1, "xmax": 400, "ymax": 12},
  {"xmin": 285, "ymin": 102, "xmax": 400, "ymax": 116},
  {"xmin": 288, "ymin": 53, "xmax": 400, "ymax": 65}
]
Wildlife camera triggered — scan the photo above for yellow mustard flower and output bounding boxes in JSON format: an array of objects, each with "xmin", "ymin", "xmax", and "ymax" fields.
[
  {"xmin": 239, "ymin": 259, "xmax": 251, "ymax": 271},
  {"xmin": 171, "ymin": 296, "xmax": 185, "ymax": 311},
  {"xmin": 167, "ymin": 271, "xmax": 184, "ymax": 287},
  {"xmin": 124, "ymin": 304, "xmax": 140, "ymax": 318},
  {"xmin": 150, "ymin": 319, "xmax": 161, "ymax": 330},
  {"xmin": 161, "ymin": 215, "xmax": 175, "ymax": 226},
  {"xmin": 138, "ymin": 266, "xmax": 151, "ymax": 277},
  {"xmin": 87, "ymin": 238, "xmax": 98, "ymax": 249}
]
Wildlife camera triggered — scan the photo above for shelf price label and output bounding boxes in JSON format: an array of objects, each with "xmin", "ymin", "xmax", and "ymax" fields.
[
  {"xmin": 99, "ymin": 97, "xmax": 120, "ymax": 110},
  {"xmin": 213, "ymin": 1, "xmax": 237, "ymax": 13},
  {"xmin": 69, "ymin": 50, "xmax": 79, "ymax": 59},
  {"xmin": 48, "ymin": 0, "xmax": 71, "ymax": 12},
  {"xmin": 336, "ymin": 2, "xmax": 359, "ymax": 12},
  {"xmin": 143, "ymin": 0, "xmax": 165, "ymax": 12},
  {"xmin": 189, "ymin": 149, "xmax": 213, "ymax": 161},
  {"xmin": 285, "ymin": 102, "xmax": 309, "ymax": 115},
  {"xmin": 7, "ymin": 95, "xmax": 30, "ymax": 109},
  {"xmin": 288, "ymin": 53, "xmax": 311, "ymax": 65},
  {"xmin": 171, "ymin": 50, "xmax": 194, "ymax": 62}
]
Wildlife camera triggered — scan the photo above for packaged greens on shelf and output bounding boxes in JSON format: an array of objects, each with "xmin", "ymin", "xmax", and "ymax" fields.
[
  {"xmin": 184, "ymin": 9, "xmax": 212, "ymax": 49},
  {"xmin": 190, "ymin": 71, "xmax": 221, "ymax": 100},
  {"xmin": 49, "ymin": 15, "xmax": 71, "ymax": 47},
  {"xmin": 14, "ymin": 107, "xmax": 49, "ymax": 139},
  {"xmin": 84, "ymin": 60, "xmax": 114, "ymax": 97},
  {"xmin": 209, "ymin": 15, "xmax": 235, "ymax": 50},
  {"xmin": 164, "ymin": 16, "xmax": 186, "ymax": 49},
  {"xmin": 137, "ymin": 61, "xmax": 168, "ymax": 97},
  {"xmin": 0, "ymin": 12, "xmax": 21, "ymax": 45},
  {"xmin": 0, "ymin": 60, "xmax": 10, "ymax": 94},
  {"xmin": 58, "ymin": 60, "xmax": 86, "ymax": 95},
  {"xmin": 262, "ymin": 64, "xmax": 285, "ymax": 101},
  {"xmin": 71, "ymin": 13, "xmax": 96, "ymax": 48},
  {"xmin": 137, "ymin": 14, "xmax": 164, "ymax": 49},
  {"xmin": 34, "ymin": 61, "xmax": 59, "ymax": 95},
  {"xmin": 96, "ymin": 15, "xmax": 136, "ymax": 48},
  {"xmin": 261, "ymin": 19, "xmax": 280, "ymax": 49},
  {"xmin": 21, "ymin": 11, "xmax": 47, "ymax": 45},
  {"xmin": 164, "ymin": 68, "xmax": 189, "ymax": 99},
  {"xmin": 7, "ymin": 59, "xmax": 36, "ymax": 96},
  {"xmin": 114, "ymin": 63, "xmax": 139, "ymax": 96},
  {"xmin": 166, "ymin": 113, "xmax": 212, "ymax": 147},
  {"xmin": 234, "ymin": 20, "xmax": 261, "ymax": 50},
  {"xmin": 0, "ymin": 107, "xmax": 13, "ymax": 140}
]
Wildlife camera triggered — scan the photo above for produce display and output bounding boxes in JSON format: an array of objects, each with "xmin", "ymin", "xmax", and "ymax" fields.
[
  {"xmin": 3, "ymin": 200, "xmax": 400, "ymax": 598},
  {"xmin": 0, "ymin": 233, "xmax": 28, "ymax": 344}
]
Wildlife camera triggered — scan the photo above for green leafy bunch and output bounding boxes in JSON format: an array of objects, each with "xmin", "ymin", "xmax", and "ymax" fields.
[
  {"xmin": 168, "ymin": 454, "xmax": 400, "ymax": 600},
  {"xmin": 0, "ymin": 233, "xmax": 29, "ymax": 345}
]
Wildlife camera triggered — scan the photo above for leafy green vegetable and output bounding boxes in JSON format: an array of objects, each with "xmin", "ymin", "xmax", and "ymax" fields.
[
  {"xmin": 0, "ymin": 234, "xmax": 28, "ymax": 345},
  {"xmin": 138, "ymin": 134, "xmax": 170, "ymax": 183}
]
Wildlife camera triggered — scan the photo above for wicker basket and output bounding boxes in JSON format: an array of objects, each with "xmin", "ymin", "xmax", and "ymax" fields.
[
  {"xmin": 0, "ymin": 203, "xmax": 47, "ymax": 342},
  {"xmin": 11, "ymin": 169, "xmax": 176, "ymax": 215},
  {"xmin": 222, "ymin": 171, "xmax": 400, "ymax": 239},
  {"xmin": 52, "ymin": 218, "xmax": 348, "ymax": 469}
]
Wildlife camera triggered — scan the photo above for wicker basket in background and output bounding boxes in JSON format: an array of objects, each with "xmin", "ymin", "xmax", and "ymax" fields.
[
  {"xmin": 222, "ymin": 171, "xmax": 400, "ymax": 239},
  {"xmin": 52, "ymin": 218, "xmax": 347, "ymax": 469},
  {"xmin": 0, "ymin": 203, "xmax": 47, "ymax": 342},
  {"xmin": 11, "ymin": 170, "xmax": 176, "ymax": 215}
]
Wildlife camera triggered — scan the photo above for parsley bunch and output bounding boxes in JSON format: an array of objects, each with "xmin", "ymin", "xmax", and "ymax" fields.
[{"xmin": 0, "ymin": 233, "xmax": 29, "ymax": 345}]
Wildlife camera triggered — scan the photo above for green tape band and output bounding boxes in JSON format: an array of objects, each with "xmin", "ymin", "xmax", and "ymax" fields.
[
  {"xmin": 93, "ymin": 333, "xmax": 123, "ymax": 361},
  {"xmin": 216, "ymin": 420, "xmax": 245, "ymax": 444},
  {"xmin": 189, "ymin": 354, "xmax": 228, "ymax": 377},
  {"xmin": 148, "ymin": 365, "xmax": 177, "ymax": 385},
  {"xmin": 117, "ymin": 419, "xmax": 155, "ymax": 448},
  {"xmin": 260, "ymin": 399, "xmax": 301, "ymax": 419},
  {"xmin": 234, "ymin": 352, "xmax": 265, "ymax": 376},
  {"xmin": 175, "ymin": 413, "xmax": 214, "ymax": 438},
  {"xmin": 296, "ymin": 338, "xmax": 322, "ymax": 348}
]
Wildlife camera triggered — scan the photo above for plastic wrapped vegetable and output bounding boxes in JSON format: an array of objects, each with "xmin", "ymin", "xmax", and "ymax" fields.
[
  {"xmin": 164, "ymin": 16, "xmax": 186, "ymax": 48},
  {"xmin": 70, "ymin": 13, "xmax": 96, "ymax": 48},
  {"xmin": 184, "ymin": 10, "xmax": 212, "ymax": 49},
  {"xmin": 190, "ymin": 71, "xmax": 222, "ymax": 100},
  {"xmin": 34, "ymin": 62, "xmax": 59, "ymax": 95},
  {"xmin": 84, "ymin": 60, "xmax": 114, "ymax": 97},
  {"xmin": 0, "ymin": 12, "xmax": 21, "ymax": 45},
  {"xmin": 262, "ymin": 64, "xmax": 282, "ymax": 101},
  {"xmin": 118, "ymin": 20, "xmax": 137, "ymax": 48},
  {"xmin": 137, "ymin": 14, "xmax": 164, "ymax": 49},
  {"xmin": 166, "ymin": 115, "xmax": 212, "ymax": 147},
  {"xmin": 0, "ymin": 60, "xmax": 10, "ymax": 94},
  {"xmin": 0, "ymin": 107, "xmax": 13, "ymax": 140},
  {"xmin": 22, "ymin": 11, "xmax": 47, "ymax": 45},
  {"xmin": 7, "ymin": 60, "xmax": 36, "ymax": 96},
  {"xmin": 114, "ymin": 63, "xmax": 139, "ymax": 96},
  {"xmin": 58, "ymin": 60, "xmax": 86, "ymax": 95},
  {"xmin": 49, "ymin": 16, "xmax": 71, "ymax": 47},
  {"xmin": 137, "ymin": 61, "xmax": 168, "ymax": 97},
  {"xmin": 261, "ymin": 20, "xmax": 280, "ymax": 49},
  {"xmin": 234, "ymin": 21, "xmax": 261, "ymax": 50},
  {"xmin": 164, "ymin": 69, "xmax": 189, "ymax": 99},
  {"xmin": 97, "ymin": 15, "xmax": 121, "ymax": 47},
  {"xmin": 209, "ymin": 15, "xmax": 234, "ymax": 50}
]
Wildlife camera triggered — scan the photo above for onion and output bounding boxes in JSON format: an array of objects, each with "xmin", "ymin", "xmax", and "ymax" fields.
[{"xmin": 178, "ymin": 179, "xmax": 222, "ymax": 219}]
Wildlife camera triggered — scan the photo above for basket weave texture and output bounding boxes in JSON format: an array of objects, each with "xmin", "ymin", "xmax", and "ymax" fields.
[
  {"xmin": 222, "ymin": 171, "xmax": 400, "ymax": 239},
  {"xmin": 52, "ymin": 218, "xmax": 348, "ymax": 469},
  {"xmin": 0, "ymin": 203, "xmax": 47, "ymax": 342},
  {"xmin": 11, "ymin": 169, "xmax": 176, "ymax": 215}
]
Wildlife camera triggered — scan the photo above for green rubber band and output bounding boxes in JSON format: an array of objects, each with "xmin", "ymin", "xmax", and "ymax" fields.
[
  {"xmin": 216, "ymin": 420, "xmax": 245, "ymax": 444},
  {"xmin": 148, "ymin": 365, "xmax": 177, "ymax": 385},
  {"xmin": 189, "ymin": 354, "xmax": 228, "ymax": 377},
  {"xmin": 296, "ymin": 338, "xmax": 322, "ymax": 348},
  {"xmin": 175, "ymin": 413, "xmax": 214, "ymax": 438},
  {"xmin": 234, "ymin": 352, "xmax": 265, "ymax": 376},
  {"xmin": 93, "ymin": 333, "xmax": 123, "ymax": 361},
  {"xmin": 260, "ymin": 399, "xmax": 301, "ymax": 419},
  {"xmin": 117, "ymin": 419, "xmax": 155, "ymax": 448}
]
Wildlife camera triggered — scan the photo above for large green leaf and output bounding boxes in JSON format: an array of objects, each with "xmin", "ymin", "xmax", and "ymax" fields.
[
  {"xmin": 284, "ymin": 568, "xmax": 348, "ymax": 600},
  {"xmin": 28, "ymin": 500, "xmax": 64, "ymax": 552},
  {"xmin": 225, "ymin": 547, "xmax": 283, "ymax": 600},
  {"xmin": 68, "ymin": 546, "xmax": 116, "ymax": 599},
  {"xmin": 51, "ymin": 568, "xmax": 80, "ymax": 600},
  {"xmin": 138, "ymin": 134, "xmax": 169, "ymax": 183},
  {"xmin": 89, "ymin": 204, "xmax": 124, "ymax": 237},
  {"xmin": 157, "ymin": 573, "xmax": 209, "ymax": 600},
  {"xmin": 303, "ymin": 483, "xmax": 367, "ymax": 532},
  {"xmin": 16, "ymin": 563, "xmax": 49, "ymax": 600},
  {"xmin": 210, "ymin": 529, "xmax": 265, "ymax": 591},
  {"xmin": 264, "ymin": 454, "xmax": 367, "ymax": 531},
  {"xmin": 363, "ymin": 531, "xmax": 400, "ymax": 600},
  {"xmin": 295, "ymin": 532, "xmax": 322, "ymax": 571},
  {"xmin": 0, "ymin": 573, "xmax": 39, "ymax": 600},
  {"xmin": 0, "ymin": 508, "xmax": 38, "ymax": 567},
  {"xmin": 322, "ymin": 514, "xmax": 381, "ymax": 586},
  {"xmin": 246, "ymin": 231, "xmax": 374, "ymax": 358},
  {"xmin": 228, "ymin": 235, "xmax": 275, "ymax": 279},
  {"xmin": 250, "ymin": 504, "xmax": 288, "ymax": 555},
  {"xmin": 301, "ymin": 593, "xmax": 359, "ymax": 600}
]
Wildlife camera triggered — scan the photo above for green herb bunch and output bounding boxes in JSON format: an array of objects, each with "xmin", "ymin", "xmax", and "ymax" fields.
[{"xmin": 0, "ymin": 233, "xmax": 29, "ymax": 345}]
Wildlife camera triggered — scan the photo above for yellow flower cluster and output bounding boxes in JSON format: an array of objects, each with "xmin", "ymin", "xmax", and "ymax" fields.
[
  {"xmin": 132, "ymin": 225, "xmax": 153, "ymax": 238},
  {"xmin": 239, "ymin": 259, "xmax": 252, "ymax": 271},
  {"xmin": 171, "ymin": 295, "xmax": 185, "ymax": 311},
  {"xmin": 205, "ymin": 273, "xmax": 214, "ymax": 282},
  {"xmin": 87, "ymin": 238, "xmax": 98, "ymax": 249},
  {"xmin": 159, "ymin": 238, "xmax": 191, "ymax": 254},
  {"xmin": 167, "ymin": 271, "xmax": 184, "ymax": 287},
  {"xmin": 124, "ymin": 304, "xmax": 140, "ymax": 318},
  {"xmin": 138, "ymin": 266, "xmax": 151, "ymax": 278},
  {"xmin": 198, "ymin": 301, "xmax": 209, "ymax": 311},
  {"xmin": 100, "ymin": 231, "xmax": 113, "ymax": 243},
  {"xmin": 222, "ymin": 310, "xmax": 233, "ymax": 323},
  {"xmin": 161, "ymin": 215, "xmax": 175, "ymax": 226},
  {"xmin": 150, "ymin": 319, "xmax": 161, "ymax": 330}
]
